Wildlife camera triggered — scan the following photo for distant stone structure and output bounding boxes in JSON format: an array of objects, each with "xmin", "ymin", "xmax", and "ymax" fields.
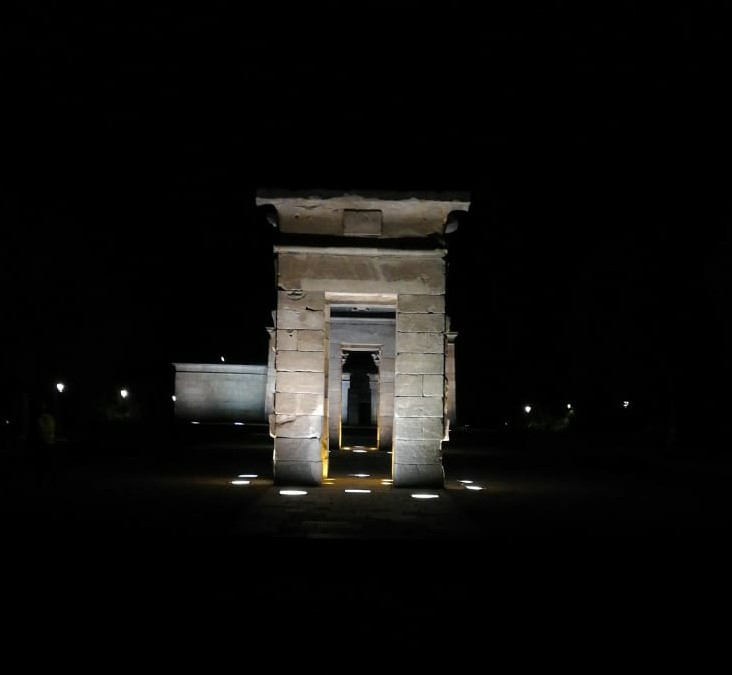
[
  {"xmin": 257, "ymin": 189, "xmax": 470, "ymax": 487},
  {"xmin": 172, "ymin": 363, "xmax": 267, "ymax": 423}
]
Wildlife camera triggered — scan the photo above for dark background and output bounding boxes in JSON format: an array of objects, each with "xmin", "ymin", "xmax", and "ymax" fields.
[{"xmin": 2, "ymin": 2, "xmax": 730, "ymax": 446}]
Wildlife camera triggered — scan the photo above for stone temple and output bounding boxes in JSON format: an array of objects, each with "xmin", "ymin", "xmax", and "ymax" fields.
[{"xmin": 174, "ymin": 188, "xmax": 470, "ymax": 488}]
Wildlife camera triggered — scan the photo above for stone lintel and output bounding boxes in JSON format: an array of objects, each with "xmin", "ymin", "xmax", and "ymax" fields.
[{"xmin": 260, "ymin": 191, "xmax": 470, "ymax": 239}]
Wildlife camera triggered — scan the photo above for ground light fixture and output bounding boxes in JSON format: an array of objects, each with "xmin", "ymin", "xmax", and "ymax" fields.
[
  {"xmin": 411, "ymin": 493, "xmax": 440, "ymax": 499},
  {"xmin": 120, "ymin": 388, "xmax": 129, "ymax": 399},
  {"xmin": 458, "ymin": 479, "xmax": 473, "ymax": 484},
  {"xmin": 345, "ymin": 489, "xmax": 371, "ymax": 494},
  {"xmin": 56, "ymin": 382, "xmax": 65, "ymax": 393},
  {"xmin": 465, "ymin": 485, "xmax": 484, "ymax": 491},
  {"xmin": 238, "ymin": 474, "xmax": 258, "ymax": 478},
  {"xmin": 524, "ymin": 405, "xmax": 532, "ymax": 413},
  {"xmin": 230, "ymin": 480, "xmax": 250, "ymax": 485},
  {"xmin": 280, "ymin": 489, "xmax": 308, "ymax": 496}
]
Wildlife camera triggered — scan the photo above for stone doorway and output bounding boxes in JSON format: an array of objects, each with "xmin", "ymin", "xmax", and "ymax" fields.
[
  {"xmin": 340, "ymin": 348, "xmax": 379, "ymax": 450},
  {"xmin": 258, "ymin": 188, "xmax": 470, "ymax": 486}
]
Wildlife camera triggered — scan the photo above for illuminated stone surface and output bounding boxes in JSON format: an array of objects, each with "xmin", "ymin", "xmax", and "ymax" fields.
[
  {"xmin": 172, "ymin": 363, "xmax": 267, "ymax": 422},
  {"xmin": 257, "ymin": 189, "xmax": 470, "ymax": 487}
]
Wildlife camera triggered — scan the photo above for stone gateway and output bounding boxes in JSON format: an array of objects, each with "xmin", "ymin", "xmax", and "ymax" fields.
[{"xmin": 258, "ymin": 189, "xmax": 470, "ymax": 487}]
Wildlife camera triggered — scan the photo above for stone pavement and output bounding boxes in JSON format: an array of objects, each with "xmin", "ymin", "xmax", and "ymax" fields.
[
  {"xmin": 231, "ymin": 474, "xmax": 482, "ymax": 540},
  {"xmin": 2, "ymin": 429, "xmax": 731, "ymax": 667}
]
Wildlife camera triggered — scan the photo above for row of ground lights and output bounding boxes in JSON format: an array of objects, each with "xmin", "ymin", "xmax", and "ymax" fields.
[
  {"xmin": 230, "ymin": 473, "xmax": 258, "ymax": 486},
  {"xmin": 278, "ymin": 473, "xmax": 439, "ymax": 500},
  {"xmin": 458, "ymin": 479, "xmax": 485, "ymax": 492}
]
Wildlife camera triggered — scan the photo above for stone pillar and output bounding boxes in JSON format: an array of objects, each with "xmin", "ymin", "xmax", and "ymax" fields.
[
  {"xmin": 368, "ymin": 373, "xmax": 378, "ymax": 424},
  {"xmin": 392, "ymin": 291, "xmax": 447, "ymax": 487},
  {"xmin": 445, "ymin": 329, "xmax": 458, "ymax": 432},
  {"xmin": 378, "ymin": 355, "xmax": 394, "ymax": 452},
  {"xmin": 264, "ymin": 325, "xmax": 276, "ymax": 430},
  {"xmin": 328, "ymin": 351, "xmax": 345, "ymax": 449},
  {"xmin": 272, "ymin": 289, "xmax": 327, "ymax": 485}
]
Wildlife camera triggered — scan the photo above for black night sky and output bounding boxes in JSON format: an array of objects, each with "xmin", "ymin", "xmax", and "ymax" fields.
[{"xmin": 2, "ymin": 2, "xmax": 730, "ymax": 444}]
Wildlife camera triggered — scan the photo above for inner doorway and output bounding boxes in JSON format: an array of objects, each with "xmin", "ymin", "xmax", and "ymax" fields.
[{"xmin": 340, "ymin": 349, "xmax": 379, "ymax": 449}]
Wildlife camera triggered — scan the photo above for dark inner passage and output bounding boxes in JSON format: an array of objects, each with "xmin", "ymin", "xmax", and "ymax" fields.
[{"xmin": 341, "ymin": 350, "xmax": 378, "ymax": 449}]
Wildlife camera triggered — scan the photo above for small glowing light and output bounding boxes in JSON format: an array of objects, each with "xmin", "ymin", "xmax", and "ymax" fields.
[
  {"xmin": 465, "ymin": 485, "xmax": 484, "ymax": 491},
  {"xmin": 280, "ymin": 489, "xmax": 307, "ymax": 496},
  {"xmin": 220, "ymin": 355, "xmax": 225, "ymax": 362},
  {"xmin": 623, "ymin": 400, "xmax": 630, "ymax": 409},
  {"xmin": 120, "ymin": 388, "xmax": 129, "ymax": 399},
  {"xmin": 191, "ymin": 421, "xmax": 200, "ymax": 425},
  {"xmin": 55, "ymin": 382, "xmax": 65, "ymax": 393},
  {"xmin": 387, "ymin": 451, "xmax": 393, "ymax": 454},
  {"xmin": 238, "ymin": 474, "xmax": 258, "ymax": 478},
  {"xmin": 230, "ymin": 480, "xmax": 250, "ymax": 485},
  {"xmin": 567, "ymin": 403, "xmax": 572, "ymax": 409},
  {"xmin": 234, "ymin": 422, "xmax": 245, "ymax": 426},
  {"xmin": 353, "ymin": 448, "xmax": 367, "ymax": 453},
  {"xmin": 411, "ymin": 493, "xmax": 440, "ymax": 500},
  {"xmin": 171, "ymin": 395, "xmax": 176, "ymax": 402},
  {"xmin": 504, "ymin": 421, "xmax": 509, "ymax": 426},
  {"xmin": 4, "ymin": 420, "xmax": 9, "ymax": 425},
  {"xmin": 344, "ymin": 489, "xmax": 371, "ymax": 494},
  {"xmin": 381, "ymin": 479, "xmax": 393, "ymax": 484},
  {"xmin": 349, "ymin": 473, "xmax": 370, "ymax": 478},
  {"xmin": 458, "ymin": 479, "xmax": 473, "ymax": 484},
  {"xmin": 524, "ymin": 405, "xmax": 532, "ymax": 414}
]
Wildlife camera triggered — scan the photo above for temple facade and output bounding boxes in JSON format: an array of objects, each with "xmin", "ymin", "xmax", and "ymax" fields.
[{"xmin": 258, "ymin": 189, "xmax": 470, "ymax": 487}]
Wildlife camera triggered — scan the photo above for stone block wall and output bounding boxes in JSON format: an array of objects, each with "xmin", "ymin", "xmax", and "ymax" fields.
[
  {"xmin": 272, "ymin": 289, "xmax": 328, "ymax": 485},
  {"xmin": 393, "ymin": 286, "xmax": 447, "ymax": 487}
]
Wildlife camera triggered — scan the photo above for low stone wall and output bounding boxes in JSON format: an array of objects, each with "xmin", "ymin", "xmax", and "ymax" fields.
[{"xmin": 173, "ymin": 363, "xmax": 267, "ymax": 423}]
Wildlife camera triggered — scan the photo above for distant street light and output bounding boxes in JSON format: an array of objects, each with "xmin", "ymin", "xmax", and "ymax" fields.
[
  {"xmin": 120, "ymin": 389, "xmax": 129, "ymax": 399},
  {"xmin": 171, "ymin": 395, "xmax": 176, "ymax": 402},
  {"xmin": 56, "ymin": 382, "xmax": 65, "ymax": 393},
  {"xmin": 524, "ymin": 405, "xmax": 532, "ymax": 414},
  {"xmin": 623, "ymin": 400, "xmax": 629, "ymax": 409},
  {"xmin": 220, "ymin": 355, "xmax": 225, "ymax": 362},
  {"xmin": 567, "ymin": 403, "xmax": 572, "ymax": 410}
]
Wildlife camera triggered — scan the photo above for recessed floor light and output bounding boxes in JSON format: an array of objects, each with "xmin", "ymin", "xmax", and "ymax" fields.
[
  {"xmin": 280, "ymin": 490, "xmax": 308, "ymax": 496},
  {"xmin": 465, "ymin": 485, "xmax": 484, "ymax": 491},
  {"xmin": 411, "ymin": 493, "xmax": 440, "ymax": 500},
  {"xmin": 230, "ymin": 480, "xmax": 250, "ymax": 485},
  {"xmin": 345, "ymin": 489, "xmax": 371, "ymax": 494}
]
